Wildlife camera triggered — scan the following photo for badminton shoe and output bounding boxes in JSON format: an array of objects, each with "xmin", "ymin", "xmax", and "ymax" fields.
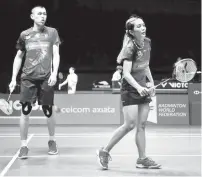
[
  {"xmin": 48, "ymin": 140, "xmax": 58, "ymax": 155},
  {"xmin": 136, "ymin": 157, "xmax": 161, "ymax": 169},
  {"xmin": 18, "ymin": 146, "xmax": 29, "ymax": 159},
  {"xmin": 96, "ymin": 147, "xmax": 112, "ymax": 170}
]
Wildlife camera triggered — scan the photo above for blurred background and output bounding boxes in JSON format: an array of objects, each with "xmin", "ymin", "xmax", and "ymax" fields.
[{"xmin": 0, "ymin": 0, "xmax": 200, "ymax": 92}]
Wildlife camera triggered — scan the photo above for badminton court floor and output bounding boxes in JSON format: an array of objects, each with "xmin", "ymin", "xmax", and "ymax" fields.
[{"xmin": 0, "ymin": 125, "xmax": 201, "ymax": 176}]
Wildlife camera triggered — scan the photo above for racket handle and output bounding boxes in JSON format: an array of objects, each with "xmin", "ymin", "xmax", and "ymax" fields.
[
  {"xmin": 7, "ymin": 92, "xmax": 12, "ymax": 102},
  {"xmin": 151, "ymin": 78, "xmax": 171, "ymax": 89}
]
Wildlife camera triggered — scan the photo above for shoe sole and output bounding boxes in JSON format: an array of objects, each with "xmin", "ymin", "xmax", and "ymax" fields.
[
  {"xmin": 48, "ymin": 150, "xmax": 59, "ymax": 155},
  {"xmin": 18, "ymin": 155, "xmax": 28, "ymax": 159},
  {"xmin": 96, "ymin": 150, "xmax": 108, "ymax": 170},
  {"xmin": 136, "ymin": 164, "xmax": 161, "ymax": 169},
  {"xmin": 48, "ymin": 143, "xmax": 58, "ymax": 155}
]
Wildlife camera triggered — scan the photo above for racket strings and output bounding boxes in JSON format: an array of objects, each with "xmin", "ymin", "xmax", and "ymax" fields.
[
  {"xmin": 174, "ymin": 60, "xmax": 197, "ymax": 82},
  {"xmin": 0, "ymin": 99, "xmax": 13, "ymax": 115}
]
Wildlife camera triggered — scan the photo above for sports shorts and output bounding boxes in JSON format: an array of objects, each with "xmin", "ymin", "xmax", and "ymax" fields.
[
  {"xmin": 20, "ymin": 78, "xmax": 54, "ymax": 105},
  {"xmin": 121, "ymin": 89, "xmax": 152, "ymax": 106}
]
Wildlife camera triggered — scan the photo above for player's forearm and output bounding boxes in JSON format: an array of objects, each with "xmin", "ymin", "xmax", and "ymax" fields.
[
  {"xmin": 145, "ymin": 67, "xmax": 154, "ymax": 84},
  {"xmin": 52, "ymin": 54, "xmax": 60, "ymax": 76},
  {"xmin": 11, "ymin": 56, "xmax": 23, "ymax": 81},
  {"xmin": 60, "ymin": 80, "xmax": 68, "ymax": 86},
  {"xmin": 123, "ymin": 72, "xmax": 142, "ymax": 90}
]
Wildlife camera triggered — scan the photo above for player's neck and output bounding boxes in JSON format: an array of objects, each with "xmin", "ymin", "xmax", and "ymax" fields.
[
  {"xmin": 133, "ymin": 37, "xmax": 144, "ymax": 49},
  {"xmin": 32, "ymin": 24, "xmax": 45, "ymax": 32},
  {"xmin": 135, "ymin": 37, "xmax": 144, "ymax": 45}
]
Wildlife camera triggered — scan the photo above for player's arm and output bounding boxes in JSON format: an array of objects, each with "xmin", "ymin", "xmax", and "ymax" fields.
[
  {"xmin": 52, "ymin": 44, "xmax": 60, "ymax": 77},
  {"xmin": 145, "ymin": 66, "xmax": 154, "ymax": 85},
  {"xmin": 123, "ymin": 60, "xmax": 142, "ymax": 90},
  {"xmin": 119, "ymin": 42, "xmax": 143, "ymax": 90},
  {"xmin": 49, "ymin": 29, "xmax": 61, "ymax": 86},
  {"xmin": 123, "ymin": 61, "xmax": 149, "ymax": 96},
  {"xmin": 11, "ymin": 50, "xmax": 25, "ymax": 81},
  {"xmin": 49, "ymin": 44, "xmax": 60, "ymax": 86},
  {"xmin": 9, "ymin": 50, "xmax": 25, "ymax": 92},
  {"xmin": 60, "ymin": 76, "xmax": 68, "ymax": 87}
]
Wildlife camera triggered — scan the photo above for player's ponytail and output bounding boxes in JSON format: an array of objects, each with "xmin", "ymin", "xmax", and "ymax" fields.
[
  {"xmin": 117, "ymin": 14, "xmax": 142, "ymax": 64},
  {"xmin": 117, "ymin": 34, "xmax": 133, "ymax": 64}
]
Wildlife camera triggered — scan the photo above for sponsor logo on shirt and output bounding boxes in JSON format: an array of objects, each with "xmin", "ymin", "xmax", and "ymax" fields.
[{"xmin": 136, "ymin": 51, "xmax": 143, "ymax": 60}]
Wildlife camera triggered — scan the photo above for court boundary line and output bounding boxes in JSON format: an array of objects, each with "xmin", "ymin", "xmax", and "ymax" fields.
[
  {"xmin": 0, "ymin": 133, "xmax": 200, "ymax": 136},
  {"xmin": 0, "ymin": 134, "xmax": 34, "ymax": 177},
  {"xmin": 0, "ymin": 154, "xmax": 201, "ymax": 158},
  {"xmin": 0, "ymin": 135, "xmax": 200, "ymax": 138},
  {"xmin": 0, "ymin": 117, "xmax": 45, "ymax": 119}
]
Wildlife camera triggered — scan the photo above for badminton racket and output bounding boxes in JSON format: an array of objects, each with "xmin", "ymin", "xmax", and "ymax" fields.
[
  {"xmin": 151, "ymin": 58, "xmax": 199, "ymax": 89},
  {"xmin": 0, "ymin": 91, "xmax": 13, "ymax": 115}
]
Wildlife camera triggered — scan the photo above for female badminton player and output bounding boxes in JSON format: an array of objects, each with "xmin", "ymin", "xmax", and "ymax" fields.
[{"xmin": 97, "ymin": 14, "xmax": 161, "ymax": 170}]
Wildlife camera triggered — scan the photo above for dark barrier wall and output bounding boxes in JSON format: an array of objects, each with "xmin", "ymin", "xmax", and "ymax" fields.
[{"xmin": 76, "ymin": 73, "xmax": 112, "ymax": 91}]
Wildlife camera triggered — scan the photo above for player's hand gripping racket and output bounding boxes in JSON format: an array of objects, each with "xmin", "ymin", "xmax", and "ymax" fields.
[{"xmin": 151, "ymin": 58, "xmax": 199, "ymax": 89}]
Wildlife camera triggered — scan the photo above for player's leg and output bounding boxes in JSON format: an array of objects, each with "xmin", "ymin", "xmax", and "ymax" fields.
[
  {"xmin": 135, "ymin": 103, "xmax": 149, "ymax": 159},
  {"xmin": 135, "ymin": 102, "xmax": 161, "ymax": 169},
  {"xmin": 39, "ymin": 79, "xmax": 58, "ymax": 155},
  {"xmin": 105, "ymin": 105, "xmax": 138, "ymax": 152},
  {"xmin": 18, "ymin": 80, "xmax": 37, "ymax": 159},
  {"xmin": 97, "ymin": 92, "xmax": 138, "ymax": 169},
  {"xmin": 97, "ymin": 105, "xmax": 138, "ymax": 169}
]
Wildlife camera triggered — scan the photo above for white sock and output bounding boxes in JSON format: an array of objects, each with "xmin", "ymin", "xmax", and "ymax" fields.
[
  {"xmin": 21, "ymin": 140, "xmax": 27, "ymax": 147},
  {"xmin": 49, "ymin": 136, "xmax": 55, "ymax": 141},
  {"xmin": 140, "ymin": 157, "xmax": 146, "ymax": 160}
]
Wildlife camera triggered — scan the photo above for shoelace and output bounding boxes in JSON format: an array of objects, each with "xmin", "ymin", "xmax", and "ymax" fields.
[
  {"xmin": 145, "ymin": 157, "xmax": 156, "ymax": 165},
  {"xmin": 101, "ymin": 152, "xmax": 112, "ymax": 163},
  {"xmin": 20, "ymin": 147, "xmax": 27, "ymax": 154}
]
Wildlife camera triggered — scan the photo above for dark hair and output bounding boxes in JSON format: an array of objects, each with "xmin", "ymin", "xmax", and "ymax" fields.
[
  {"xmin": 125, "ymin": 14, "xmax": 143, "ymax": 38},
  {"xmin": 31, "ymin": 6, "xmax": 46, "ymax": 14},
  {"xmin": 69, "ymin": 67, "xmax": 75, "ymax": 71}
]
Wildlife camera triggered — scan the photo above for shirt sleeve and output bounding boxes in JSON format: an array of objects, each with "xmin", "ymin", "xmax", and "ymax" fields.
[
  {"xmin": 52, "ymin": 29, "xmax": 61, "ymax": 45},
  {"xmin": 16, "ymin": 33, "xmax": 25, "ymax": 51}
]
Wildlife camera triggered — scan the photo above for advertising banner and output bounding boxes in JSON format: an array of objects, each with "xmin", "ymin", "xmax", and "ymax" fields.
[
  {"xmin": 188, "ymin": 83, "xmax": 201, "ymax": 102},
  {"xmin": 0, "ymin": 94, "xmax": 121, "ymax": 125},
  {"xmin": 147, "ymin": 96, "xmax": 157, "ymax": 124},
  {"xmin": 157, "ymin": 94, "xmax": 189, "ymax": 124},
  {"xmin": 156, "ymin": 80, "xmax": 188, "ymax": 89},
  {"xmin": 188, "ymin": 83, "xmax": 201, "ymax": 125}
]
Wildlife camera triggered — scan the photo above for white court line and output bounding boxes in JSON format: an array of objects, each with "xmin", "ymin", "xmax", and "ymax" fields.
[
  {"xmin": 0, "ymin": 133, "xmax": 201, "ymax": 136},
  {"xmin": 0, "ymin": 117, "xmax": 45, "ymax": 119},
  {"xmin": 0, "ymin": 135, "xmax": 201, "ymax": 138},
  {"xmin": 0, "ymin": 154, "xmax": 201, "ymax": 158},
  {"xmin": 0, "ymin": 134, "xmax": 34, "ymax": 177}
]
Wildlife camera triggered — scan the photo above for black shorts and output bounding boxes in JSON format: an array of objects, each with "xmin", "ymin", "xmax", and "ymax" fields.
[
  {"xmin": 121, "ymin": 89, "xmax": 152, "ymax": 106},
  {"xmin": 20, "ymin": 79, "xmax": 54, "ymax": 105}
]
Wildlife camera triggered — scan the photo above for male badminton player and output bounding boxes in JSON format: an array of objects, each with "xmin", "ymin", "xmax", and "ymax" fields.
[
  {"xmin": 97, "ymin": 14, "xmax": 161, "ymax": 169},
  {"xmin": 9, "ymin": 6, "xmax": 61, "ymax": 159}
]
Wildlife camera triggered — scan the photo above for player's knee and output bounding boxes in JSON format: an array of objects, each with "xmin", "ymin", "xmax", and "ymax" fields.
[
  {"xmin": 42, "ymin": 105, "xmax": 52, "ymax": 118},
  {"xmin": 137, "ymin": 121, "xmax": 146, "ymax": 131},
  {"xmin": 21, "ymin": 102, "xmax": 32, "ymax": 115},
  {"xmin": 125, "ymin": 121, "xmax": 136, "ymax": 131}
]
